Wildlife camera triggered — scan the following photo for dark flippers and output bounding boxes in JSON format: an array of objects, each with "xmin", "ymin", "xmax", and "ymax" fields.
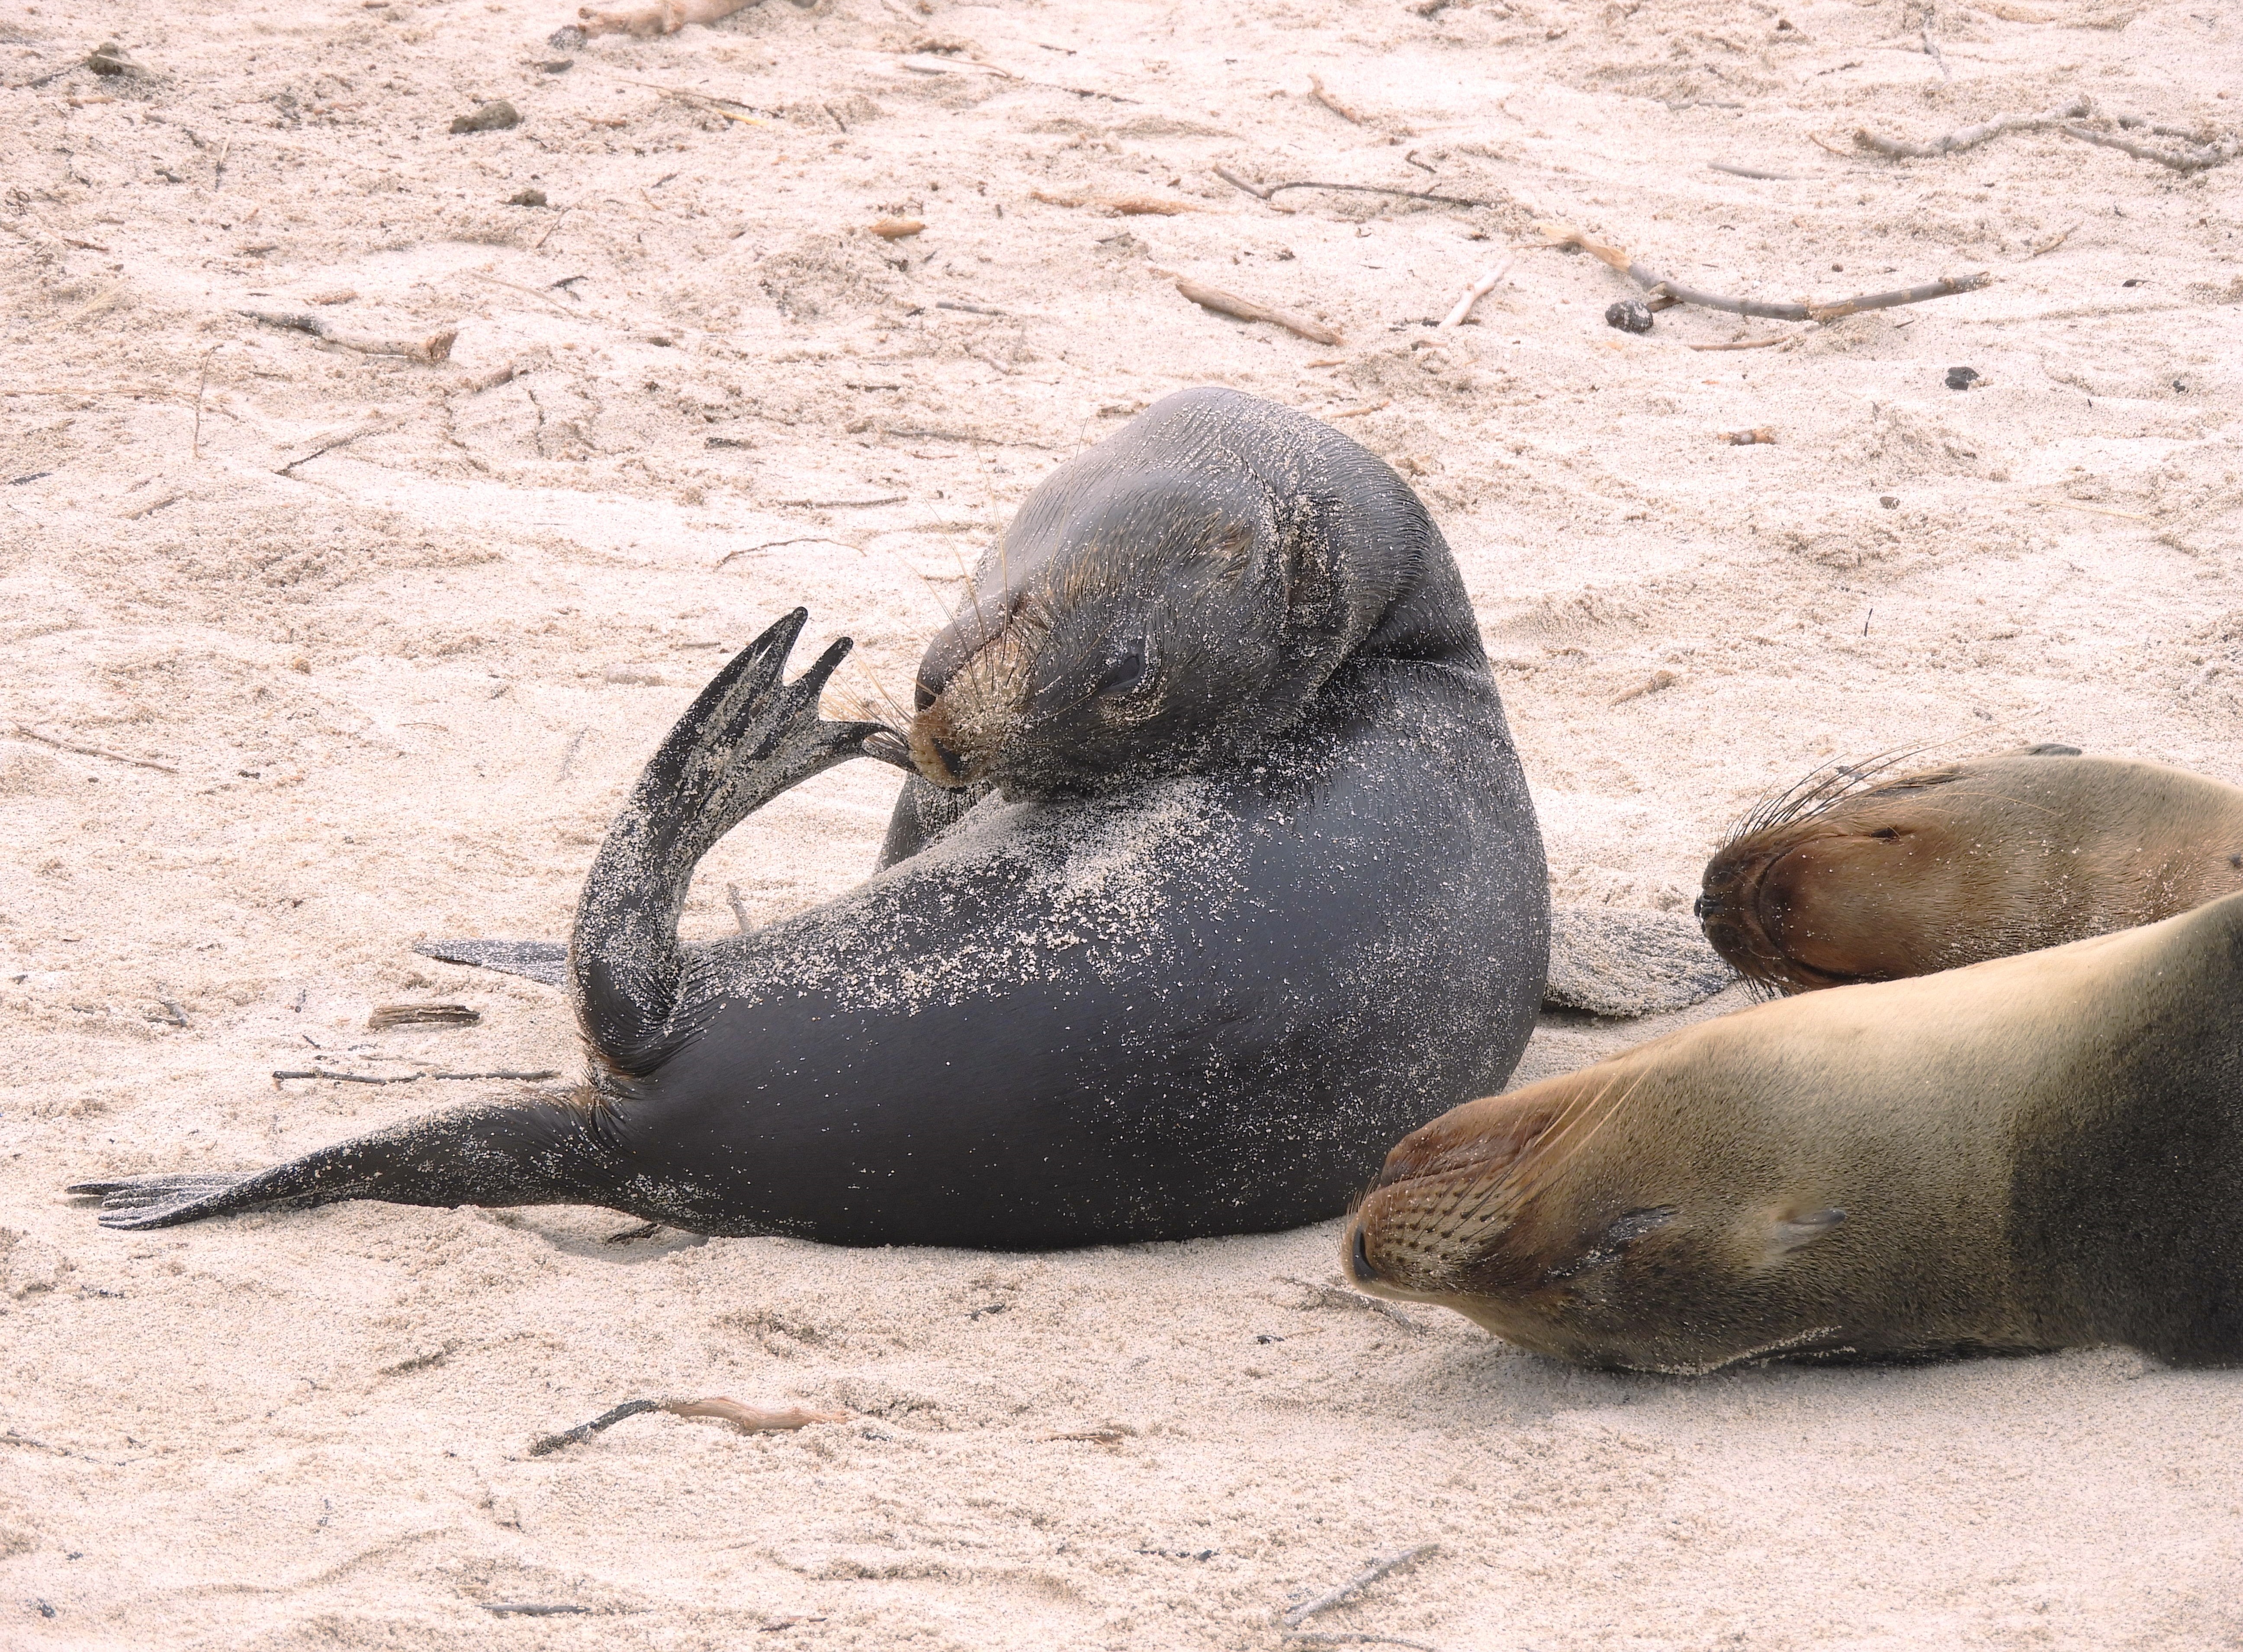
[
  {"xmin": 413, "ymin": 938, "xmax": 569, "ymax": 987},
  {"xmin": 66, "ymin": 1098, "xmax": 606, "ymax": 1230},
  {"xmin": 572, "ymin": 608, "xmax": 880, "ymax": 1076}
]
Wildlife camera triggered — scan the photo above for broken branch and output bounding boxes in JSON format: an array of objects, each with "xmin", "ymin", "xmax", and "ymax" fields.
[
  {"xmin": 238, "ymin": 309, "xmax": 457, "ymax": 363},
  {"xmin": 8, "ymin": 723, "xmax": 177, "ymax": 774},
  {"xmin": 2060, "ymin": 123, "xmax": 2237, "ymax": 174},
  {"xmin": 528, "ymin": 1395, "xmax": 846, "ymax": 1456},
  {"xmin": 1853, "ymin": 97, "xmax": 2089, "ymax": 157},
  {"xmin": 1176, "ymin": 278, "xmax": 1340, "ymax": 346},
  {"xmin": 1284, "ymin": 1545, "xmax": 1439, "ymax": 1630},
  {"xmin": 1535, "ymin": 220, "xmax": 1989, "ymax": 323},
  {"xmin": 1436, "ymin": 257, "xmax": 1514, "ymax": 331},
  {"xmin": 1213, "ymin": 170, "xmax": 1492, "ymax": 209},
  {"xmin": 1307, "ymin": 73, "xmax": 1366, "ymax": 125}
]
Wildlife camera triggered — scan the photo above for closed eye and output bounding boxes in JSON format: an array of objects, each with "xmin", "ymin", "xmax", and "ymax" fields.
[{"xmin": 1095, "ymin": 640, "xmax": 1154, "ymax": 698}]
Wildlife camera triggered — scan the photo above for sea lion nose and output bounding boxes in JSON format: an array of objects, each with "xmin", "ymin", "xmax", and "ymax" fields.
[
  {"xmin": 1693, "ymin": 895, "xmax": 1716, "ymax": 919},
  {"xmin": 927, "ymin": 737, "xmax": 967, "ymax": 784},
  {"xmin": 1349, "ymin": 1223, "xmax": 1382, "ymax": 1283}
]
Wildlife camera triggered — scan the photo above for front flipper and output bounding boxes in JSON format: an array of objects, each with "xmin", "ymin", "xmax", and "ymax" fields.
[
  {"xmin": 413, "ymin": 938, "xmax": 569, "ymax": 987},
  {"xmin": 68, "ymin": 1098, "xmax": 607, "ymax": 1230},
  {"xmin": 573, "ymin": 608, "xmax": 880, "ymax": 1077}
]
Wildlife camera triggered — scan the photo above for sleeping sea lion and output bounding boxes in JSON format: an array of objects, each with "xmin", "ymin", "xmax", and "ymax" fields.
[
  {"xmin": 1696, "ymin": 747, "xmax": 2243, "ymax": 993},
  {"xmin": 1341, "ymin": 890, "xmax": 2243, "ymax": 1372},
  {"xmin": 73, "ymin": 388, "xmax": 1549, "ymax": 1246}
]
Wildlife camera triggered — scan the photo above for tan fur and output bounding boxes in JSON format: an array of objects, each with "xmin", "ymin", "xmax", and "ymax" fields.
[
  {"xmin": 1698, "ymin": 753, "xmax": 2243, "ymax": 993},
  {"xmin": 1344, "ymin": 895, "xmax": 2243, "ymax": 1371}
]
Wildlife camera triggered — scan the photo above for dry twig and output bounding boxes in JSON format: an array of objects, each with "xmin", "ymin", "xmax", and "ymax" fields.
[
  {"xmin": 1284, "ymin": 1636, "xmax": 1441, "ymax": 1651},
  {"xmin": 2061, "ymin": 122, "xmax": 2237, "ymax": 173},
  {"xmin": 1536, "ymin": 220, "xmax": 1989, "ymax": 323},
  {"xmin": 1176, "ymin": 279, "xmax": 1340, "ymax": 345},
  {"xmin": 1854, "ymin": 97, "xmax": 2088, "ymax": 157},
  {"xmin": 1213, "ymin": 167, "xmax": 1491, "ymax": 209},
  {"xmin": 1307, "ymin": 73, "xmax": 1366, "ymax": 125},
  {"xmin": 1691, "ymin": 336, "xmax": 1793, "ymax": 352},
  {"xmin": 2024, "ymin": 221, "xmax": 2081, "ymax": 259},
  {"xmin": 1436, "ymin": 257, "xmax": 1514, "ymax": 330},
  {"xmin": 8, "ymin": 723, "xmax": 177, "ymax": 774},
  {"xmin": 238, "ymin": 309, "xmax": 457, "ymax": 363},
  {"xmin": 1284, "ymin": 1545, "xmax": 1438, "ymax": 1629},
  {"xmin": 1030, "ymin": 190, "xmax": 1200, "ymax": 216},
  {"xmin": 271, "ymin": 1068, "xmax": 558, "ymax": 1084},
  {"xmin": 529, "ymin": 1396, "xmax": 846, "ymax": 1456},
  {"xmin": 1708, "ymin": 161, "xmax": 1806, "ymax": 180}
]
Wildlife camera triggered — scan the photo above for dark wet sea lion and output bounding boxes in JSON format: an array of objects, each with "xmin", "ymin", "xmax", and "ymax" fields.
[
  {"xmin": 1696, "ymin": 748, "xmax": 2243, "ymax": 994},
  {"xmin": 74, "ymin": 389, "xmax": 1549, "ymax": 1246},
  {"xmin": 1342, "ymin": 890, "xmax": 2243, "ymax": 1372}
]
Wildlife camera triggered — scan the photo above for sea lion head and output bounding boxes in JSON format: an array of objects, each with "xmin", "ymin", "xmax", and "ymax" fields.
[
  {"xmin": 905, "ymin": 392, "xmax": 1412, "ymax": 798},
  {"xmin": 1340, "ymin": 1057, "xmax": 1859, "ymax": 1373}
]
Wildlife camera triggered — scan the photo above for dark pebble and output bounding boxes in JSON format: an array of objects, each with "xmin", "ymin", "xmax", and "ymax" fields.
[
  {"xmin": 1944, "ymin": 366, "xmax": 1980, "ymax": 390},
  {"xmin": 1604, "ymin": 299, "xmax": 1655, "ymax": 334},
  {"xmin": 1880, "ymin": 495, "xmax": 1899, "ymax": 508},
  {"xmin": 508, "ymin": 187, "xmax": 548, "ymax": 207},
  {"xmin": 548, "ymin": 24, "xmax": 587, "ymax": 48},
  {"xmin": 451, "ymin": 100, "xmax": 521, "ymax": 135}
]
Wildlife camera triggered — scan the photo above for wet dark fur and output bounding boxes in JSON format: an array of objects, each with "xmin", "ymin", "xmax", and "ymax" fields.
[{"xmin": 74, "ymin": 391, "xmax": 1548, "ymax": 1247}]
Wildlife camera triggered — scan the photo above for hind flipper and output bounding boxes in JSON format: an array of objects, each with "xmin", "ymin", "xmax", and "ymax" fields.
[
  {"xmin": 413, "ymin": 938, "xmax": 569, "ymax": 987},
  {"xmin": 574, "ymin": 609, "xmax": 880, "ymax": 1076},
  {"xmin": 69, "ymin": 1098, "xmax": 607, "ymax": 1231}
]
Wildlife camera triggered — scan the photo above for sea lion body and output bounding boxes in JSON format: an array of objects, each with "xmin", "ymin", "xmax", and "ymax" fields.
[
  {"xmin": 77, "ymin": 390, "xmax": 1549, "ymax": 1246},
  {"xmin": 1697, "ymin": 750, "xmax": 2243, "ymax": 993},
  {"xmin": 1343, "ymin": 892, "xmax": 2243, "ymax": 1371}
]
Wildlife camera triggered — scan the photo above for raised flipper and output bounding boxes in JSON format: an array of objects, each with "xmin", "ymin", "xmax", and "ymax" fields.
[
  {"xmin": 67, "ymin": 1099, "xmax": 604, "ymax": 1230},
  {"xmin": 1542, "ymin": 906, "xmax": 1737, "ymax": 1018},
  {"xmin": 413, "ymin": 938, "xmax": 569, "ymax": 987},
  {"xmin": 572, "ymin": 607, "xmax": 880, "ymax": 1076}
]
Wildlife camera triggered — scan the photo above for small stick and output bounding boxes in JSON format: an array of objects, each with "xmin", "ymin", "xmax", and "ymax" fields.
[
  {"xmin": 276, "ymin": 413, "xmax": 409, "ymax": 474},
  {"xmin": 1211, "ymin": 170, "xmax": 1491, "ymax": 209},
  {"xmin": 1690, "ymin": 336, "xmax": 1793, "ymax": 352},
  {"xmin": 1307, "ymin": 73, "xmax": 1366, "ymax": 125},
  {"xmin": 531, "ymin": 205, "xmax": 576, "ymax": 251},
  {"xmin": 463, "ymin": 270, "xmax": 580, "ymax": 311},
  {"xmin": 118, "ymin": 489, "xmax": 183, "ymax": 520},
  {"xmin": 578, "ymin": 0, "xmax": 757, "ymax": 38},
  {"xmin": 485, "ymin": 1604, "xmax": 592, "ymax": 1617},
  {"xmin": 2024, "ymin": 220, "xmax": 2080, "ymax": 259},
  {"xmin": 9, "ymin": 723, "xmax": 178, "ymax": 773},
  {"xmin": 271, "ymin": 1068, "xmax": 560, "ymax": 1083},
  {"xmin": 2060, "ymin": 124, "xmax": 2237, "ymax": 174},
  {"xmin": 1176, "ymin": 279, "xmax": 1340, "ymax": 345},
  {"xmin": 1854, "ymin": 97, "xmax": 2090, "ymax": 158},
  {"xmin": 1284, "ymin": 1636, "xmax": 1441, "ymax": 1651},
  {"xmin": 191, "ymin": 347, "xmax": 215, "ymax": 460},
  {"xmin": 529, "ymin": 1396, "xmax": 847, "ymax": 1456},
  {"xmin": 2037, "ymin": 498, "xmax": 2152, "ymax": 521},
  {"xmin": 714, "ymin": 537, "xmax": 861, "ymax": 568},
  {"xmin": 238, "ymin": 309, "xmax": 457, "ymax": 363},
  {"xmin": 725, "ymin": 882, "xmax": 752, "ymax": 934},
  {"xmin": 1436, "ymin": 257, "xmax": 1513, "ymax": 330},
  {"xmin": 1920, "ymin": 11, "xmax": 1951, "ymax": 80},
  {"xmin": 1535, "ymin": 220, "xmax": 1989, "ymax": 322},
  {"xmin": 1213, "ymin": 165, "xmax": 1274, "ymax": 200},
  {"xmin": 1708, "ymin": 161, "xmax": 1805, "ymax": 180},
  {"xmin": 558, "ymin": 727, "xmax": 588, "ymax": 781},
  {"xmin": 1283, "ymin": 1545, "xmax": 1438, "ymax": 1629}
]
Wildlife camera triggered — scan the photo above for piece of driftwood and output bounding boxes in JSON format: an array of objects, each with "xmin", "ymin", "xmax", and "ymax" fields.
[
  {"xmin": 1536, "ymin": 221, "xmax": 1990, "ymax": 323},
  {"xmin": 578, "ymin": 0, "xmax": 758, "ymax": 37},
  {"xmin": 2061, "ymin": 122, "xmax": 2237, "ymax": 174},
  {"xmin": 1436, "ymin": 258, "xmax": 1513, "ymax": 330},
  {"xmin": 1176, "ymin": 279, "xmax": 1340, "ymax": 345},
  {"xmin": 1708, "ymin": 161, "xmax": 1806, "ymax": 180},
  {"xmin": 1213, "ymin": 167, "xmax": 1491, "ymax": 209},
  {"xmin": 239, "ymin": 309, "xmax": 456, "ymax": 363},
  {"xmin": 528, "ymin": 1396, "xmax": 847, "ymax": 1456},
  {"xmin": 1307, "ymin": 73, "xmax": 1366, "ymax": 125},
  {"xmin": 1692, "ymin": 336, "xmax": 1793, "ymax": 352},
  {"xmin": 367, "ymin": 1003, "xmax": 480, "ymax": 1030},
  {"xmin": 1854, "ymin": 96, "xmax": 2088, "ymax": 157},
  {"xmin": 1284, "ymin": 1545, "xmax": 1438, "ymax": 1630},
  {"xmin": 869, "ymin": 218, "xmax": 924, "ymax": 239}
]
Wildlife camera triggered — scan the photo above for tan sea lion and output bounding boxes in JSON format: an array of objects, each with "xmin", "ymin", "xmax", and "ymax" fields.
[
  {"xmin": 1341, "ymin": 890, "xmax": 2243, "ymax": 1372},
  {"xmin": 1696, "ymin": 748, "xmax": 2243, "ymax": 994}
]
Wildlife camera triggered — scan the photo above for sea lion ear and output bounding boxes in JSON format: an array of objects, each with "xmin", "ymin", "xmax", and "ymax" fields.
[
  {"xmin": 1274, "ymin": 497, "xmax": 1344, "ymax": 630},
  {"xmin": 1768, "ymin": 1207, "xmax": 1845, "ymax": 1254}
]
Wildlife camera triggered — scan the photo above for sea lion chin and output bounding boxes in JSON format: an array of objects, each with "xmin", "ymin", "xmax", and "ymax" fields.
[
  {"xmin": 1344, "ymin": 891, "xmax": 2243, "ymax": 1372},
  {"xmin": 1696, "ymin": 748, "xmax": 2243, "ymax": 994}
]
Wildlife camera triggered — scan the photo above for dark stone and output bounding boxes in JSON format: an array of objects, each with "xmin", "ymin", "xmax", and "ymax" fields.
[
  {"xmin": 1604, "ymin": 299, "xmax": 1655, "ymax": 334},
  {"xmin": 450, "ymin": 100, "xmax": 521, "ymax": 135},
  {"xmin": 507, "ymin": 187, "xmax": 548, "ymax": 207},
  {"xmin": 1945, "ymin": 366, "xmax": 1980, "ymax": 390}
]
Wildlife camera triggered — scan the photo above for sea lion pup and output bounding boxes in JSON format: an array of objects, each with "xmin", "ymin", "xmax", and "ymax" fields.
[
  {"xmin": 1343, "ymin": 890, "xmax": 2243, "ymax": 1372},
  {"xmin": 1696, "ymin": 748, "xmax": 2243, "ymax": 994},
  {"xmin": 74, "ymin": 388, "xmax": 1549, "ymax": 1246}
]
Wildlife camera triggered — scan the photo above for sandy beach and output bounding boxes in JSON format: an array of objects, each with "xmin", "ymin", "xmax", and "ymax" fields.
[{"xmin": 3, "ymin": 0, "xmax": 2240, "ymax": 1643}]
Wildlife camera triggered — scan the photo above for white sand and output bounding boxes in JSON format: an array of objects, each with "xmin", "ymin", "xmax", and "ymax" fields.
[{"xmin": 4, "ymin": 0, "xmax": 2241, "ymax": 1643}]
